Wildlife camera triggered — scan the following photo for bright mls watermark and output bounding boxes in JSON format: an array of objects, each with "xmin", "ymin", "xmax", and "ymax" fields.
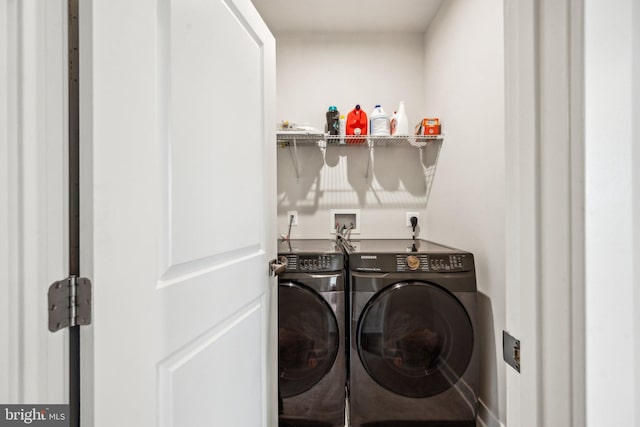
[{"xmin": 0, "ymin": 406, "xmax": 69, "ymax": 427}]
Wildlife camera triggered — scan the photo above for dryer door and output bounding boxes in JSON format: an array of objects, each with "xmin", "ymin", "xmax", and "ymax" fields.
[
  {"xmin": 357, "ymin": 281, "xmax": 473, "ymax": 398},
  {"xmin": 279, "ymin": 281, "xmax": 340, "ymax": 397}
]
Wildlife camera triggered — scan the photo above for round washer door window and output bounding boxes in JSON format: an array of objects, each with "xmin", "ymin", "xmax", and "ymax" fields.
[
  {"xmin": 279, "ymin": 282, "xmax": 339, "ymax": 398},
  {"xmin": 357, "ymin": 281, "xmax": 473, "ymax": 398}
]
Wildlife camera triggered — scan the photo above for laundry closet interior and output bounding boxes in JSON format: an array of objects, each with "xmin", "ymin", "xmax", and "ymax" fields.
[{"xmin": 250, "ymin": 0, "xmax": 506, "ymax": 425}]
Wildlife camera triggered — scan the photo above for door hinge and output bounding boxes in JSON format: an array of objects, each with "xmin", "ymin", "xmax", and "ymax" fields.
[
  {"xmin": 48, "ymin": 276, "xmax": 92, "ymax": 332},
  {"xmin": 503, "ymin": 330, "xmax": 521, "ymax": 373}
]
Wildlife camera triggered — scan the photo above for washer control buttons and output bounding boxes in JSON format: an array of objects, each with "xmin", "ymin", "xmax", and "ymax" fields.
[{"xmin": 394, "ymin": 254, "xmax": 471, "ymax": 272}]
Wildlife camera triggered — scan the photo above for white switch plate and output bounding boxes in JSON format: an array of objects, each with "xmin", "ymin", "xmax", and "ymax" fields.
[
  {"xmin": 406, "ymin": 212, "xmax": 420, "ymax": 227},
  {"xmin": 287, "ymin": 211, "xmax": 299, "ymax": 226}
]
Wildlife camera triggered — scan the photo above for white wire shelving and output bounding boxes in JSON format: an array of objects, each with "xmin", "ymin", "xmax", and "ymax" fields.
[{"xmin": 276, "ymin": 133, "xmax": 444, "ymax": 179}]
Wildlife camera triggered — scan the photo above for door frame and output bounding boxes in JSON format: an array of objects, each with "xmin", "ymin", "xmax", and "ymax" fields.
[
  {"xmin": 0, "ymin": 0, "xmax": 70, "ymax": 405},
  {"xmin": 504, "ymin": 0, "xmax": 586, "ymax": 425},
  {"xmin": 2, "ymin": 0, "xmax": 607, "ymax": 424}
]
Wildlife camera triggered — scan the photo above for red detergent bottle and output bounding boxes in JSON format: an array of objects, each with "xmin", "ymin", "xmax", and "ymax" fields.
[{"xmin": 346, "ymin": 104, "xmax": 368, "ymax": 144}]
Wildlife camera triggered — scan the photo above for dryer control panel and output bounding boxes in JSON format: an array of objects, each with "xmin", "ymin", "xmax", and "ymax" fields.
[{"xmin": 281, "ymin": 254, "xmax": 344, "ymax": 272}]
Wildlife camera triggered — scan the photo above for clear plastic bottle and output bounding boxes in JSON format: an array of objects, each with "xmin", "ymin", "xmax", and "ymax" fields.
[
  {"xmin": 339, "ymin": 115, "xmax": 346, "ymax": 144},
  {"xmin": 369, "ymin": 105, "xmax": 390, "ymax": 136}
]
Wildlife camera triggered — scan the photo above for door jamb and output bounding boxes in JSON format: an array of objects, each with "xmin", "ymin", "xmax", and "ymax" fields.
[
  {"xmin": 504, "ymin": 0, "xmax": 585, "ymax": 426},
  {"xmin": 67, "ymin": 0, "xmax": 81, "ymax": 426}
]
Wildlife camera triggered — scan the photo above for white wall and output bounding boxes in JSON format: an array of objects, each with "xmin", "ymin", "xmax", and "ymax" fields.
[
  {"xmin": 276, "ymin": 32, "xmax": 431, "ymax": 239},
  {"xmin": 585, "ymin": 0, "xmax": 639, "ymax": 425},
  {"xmin": 422, "ymin": 1, "xmax": 505, "ymax": 426},
  {"xmin": 276, "ymin": 32, "xmax": 426, "ymax": 136}
]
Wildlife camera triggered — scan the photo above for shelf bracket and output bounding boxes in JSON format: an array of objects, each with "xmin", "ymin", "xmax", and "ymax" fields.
[
  {"xmin": 287, "ymin": 138, "xmax": 301, "ymax": 180},
  {"xmin": 365, "ymin": 142, "xmax": 373, "ymax": 179}
]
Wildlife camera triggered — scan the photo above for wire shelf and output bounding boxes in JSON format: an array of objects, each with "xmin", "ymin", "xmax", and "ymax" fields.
[
  {"xmin": 277, "ymin": 132, "xmax": 444, "ymax": 181},
  {"xmin": 277, "ymin": 133, "xmax": 443, "ymax": 148}
]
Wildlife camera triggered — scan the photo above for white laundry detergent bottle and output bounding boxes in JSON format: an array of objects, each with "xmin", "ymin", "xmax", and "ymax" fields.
[
  {"xmin": 369, "ymin": 105, "xmax": 390, "ymax": 136},
  {"xmin": 394, "ymin": 101, "xmax": 410, "ymax": 136}
]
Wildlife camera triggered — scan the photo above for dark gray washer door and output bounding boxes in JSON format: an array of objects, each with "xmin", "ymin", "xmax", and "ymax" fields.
[
  {"xmin": 278, "ymin": 281, "xmax": 339, "ymax": 398},
  {"xmin": 357, "ymin": 281, "xmax": 473, "ymax": 398}
]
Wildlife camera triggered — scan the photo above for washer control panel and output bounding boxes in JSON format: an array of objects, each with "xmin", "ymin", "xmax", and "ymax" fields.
[
  {"xmin": 396, "ymin": 254, "xmax": 429, "ymax": 271},
  {"xmin": 281, "ymin": 254, "xmax": 343, "ymax": 272},
  {"xmin": 394, "ymin": 254, "xmax": 471, "ymax": 272}
]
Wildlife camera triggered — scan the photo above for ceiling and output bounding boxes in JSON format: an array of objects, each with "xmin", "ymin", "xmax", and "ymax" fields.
[{"xmin": 250, "ymin": 0, "xmax": 444, "ymax": 33}]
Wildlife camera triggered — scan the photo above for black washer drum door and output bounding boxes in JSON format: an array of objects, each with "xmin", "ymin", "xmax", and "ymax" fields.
[
  {"xmin": 278, "ymin": 281, "xmax": 340, "ymax": 398},
  {"xmin": 357, "ymin": 281, "xmax": 473, "ymax": 398}
]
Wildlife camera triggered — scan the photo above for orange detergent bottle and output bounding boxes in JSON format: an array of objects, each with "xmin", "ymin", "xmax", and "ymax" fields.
[{"xmin": 346, "ymin": 104, "xmax": 368, "ymax": 144}]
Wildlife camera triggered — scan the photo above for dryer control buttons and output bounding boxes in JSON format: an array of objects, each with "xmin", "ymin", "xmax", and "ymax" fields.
[
  {"xmin": 284, "ymin": 255, "xmax": 297, "ymax": 271},
  {"xmin": 406, "ymin": 255, "xmax": 420, "ymax": 270},
  {"xmin": 297, "ymin": 255, "xmax": 341, "ymax": 272}
]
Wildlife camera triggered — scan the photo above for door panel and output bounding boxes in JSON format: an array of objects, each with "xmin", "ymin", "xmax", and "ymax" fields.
[
  {"xmin": 168, "ymin": 0, "xmax": 264, "ymax": 265},
  {"xmin": 159, "ymin": 302, "xmax": 264, "ymax": 427},
  {"xmin": 80, "ymin": 0, "xmax": 276, "ymax": 425}
]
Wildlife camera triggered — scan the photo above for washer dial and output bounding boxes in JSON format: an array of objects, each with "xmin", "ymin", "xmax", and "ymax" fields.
[{"xmin": 406, "ymin": 255, "xmax": 420, "ymax": 270}]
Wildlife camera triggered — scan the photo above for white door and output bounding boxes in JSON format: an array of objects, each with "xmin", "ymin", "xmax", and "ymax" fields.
[{"xmin": 78, "ymin": 0, "xmax": 277, "ymax": 426}]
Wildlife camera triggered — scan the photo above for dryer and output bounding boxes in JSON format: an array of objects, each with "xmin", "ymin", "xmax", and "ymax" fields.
[
  {"xmin": 277, "ymin": 239, "xmax": 346, "ymax": 427},
  {"xmin": 345, "ymin": 239, "xmax": 478, "ymax": 427}
]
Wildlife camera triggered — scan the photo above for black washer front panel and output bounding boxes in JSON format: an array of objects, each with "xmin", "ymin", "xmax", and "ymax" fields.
[
  {"xmin": 356, "ymin": 281, "xmax": 474, "ymax": 398},
  {"xmin": 278, "ymin": 281, "xmax": 340, "ymax": 398}
]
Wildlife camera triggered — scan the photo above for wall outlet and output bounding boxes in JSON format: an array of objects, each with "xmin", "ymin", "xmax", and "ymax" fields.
[
  {"xmin": 406, "ymin": 212, "xmax": 420, "ymax": 227},
  {"xmin": 287, "ymin": 211, "xmax": 299, "ymax": 226}
]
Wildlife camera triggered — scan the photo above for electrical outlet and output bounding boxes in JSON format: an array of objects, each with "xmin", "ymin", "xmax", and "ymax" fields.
[
  {"xmin": 287, "ymin": 211, "xmax": 299, "ymax": 226},
  {"xmin": 405, "ymin": 212, "xmax": 420, "ymax": 227}
]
